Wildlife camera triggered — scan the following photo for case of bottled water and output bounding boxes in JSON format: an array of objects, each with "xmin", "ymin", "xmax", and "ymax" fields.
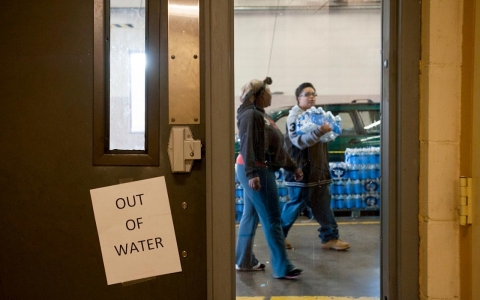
[
  {"xmin": 329, "ymin": 147, "xmax": 381, "ymax": 213},
  {"xmin": 296, "ymin": 107, "xmax": 342, "ymax": 143}
]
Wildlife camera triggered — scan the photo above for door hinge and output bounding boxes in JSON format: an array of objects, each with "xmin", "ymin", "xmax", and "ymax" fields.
[{"xmin": 459, "ymin": 176, "xmax": 473, "ymax": 225}]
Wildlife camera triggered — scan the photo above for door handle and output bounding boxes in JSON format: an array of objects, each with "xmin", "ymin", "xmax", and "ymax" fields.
[
  {"xmin": 167, "ymin": 126, "xmax": 202, "ymax": 173},
  {"xmin": 348, "ymin": 139, "xmax": 361, "ymax": 144}
]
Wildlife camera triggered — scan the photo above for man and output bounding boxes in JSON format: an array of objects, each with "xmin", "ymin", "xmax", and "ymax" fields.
[{"xmin": 281, "ymin": 82, "xmax": 350, "ymax": 251}]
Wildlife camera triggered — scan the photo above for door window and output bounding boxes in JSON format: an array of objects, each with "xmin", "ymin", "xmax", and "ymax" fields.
[
  {"xmin": 93, "ymin": 0, "xmax": 160, "ymax": 165},
  {"xmin": 109, "ymin": 1, "xmax": 146, "ymax": 150}
]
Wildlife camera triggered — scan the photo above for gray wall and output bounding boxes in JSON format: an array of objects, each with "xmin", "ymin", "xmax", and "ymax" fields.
[{"xmin": 234, "ymin": 8, "xmax": 381, "ymax": 109}]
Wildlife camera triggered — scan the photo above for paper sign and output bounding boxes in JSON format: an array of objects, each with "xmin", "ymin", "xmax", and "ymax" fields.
[{"xmin": 90, "ymin": 176, "xmax": 182, "ymax": 285}]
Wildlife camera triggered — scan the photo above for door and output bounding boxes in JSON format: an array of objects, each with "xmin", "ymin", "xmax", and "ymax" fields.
[{"xmin": 0, "ymin": 0, "xmax": 223, "ymax": 298}]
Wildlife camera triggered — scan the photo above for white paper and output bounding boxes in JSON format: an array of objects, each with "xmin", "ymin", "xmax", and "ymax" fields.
[{"xmin": 90, "ymin": 176, "xmax": 182, "ymax": 285}]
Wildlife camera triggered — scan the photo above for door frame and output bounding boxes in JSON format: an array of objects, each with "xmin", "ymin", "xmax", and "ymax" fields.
[
  {"xmin": 205, "ymin": 0, "xmax": 421, "ymax": 299},
  {"xmin": 204, "ymin": 0, "xmax": 236, "ymax": 298},
  {"xmin": 464, "ymin": 0, "xmax": 480, "ymax": 298},
  {"xmin": 381, "ymin": 0, "xmax": 420, "ymax": 299}
]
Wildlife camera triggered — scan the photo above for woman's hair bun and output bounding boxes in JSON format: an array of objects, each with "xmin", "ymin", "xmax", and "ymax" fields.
[{"xmin": 263, "ymin": 77, "xmax": 273, "ymax": 85}]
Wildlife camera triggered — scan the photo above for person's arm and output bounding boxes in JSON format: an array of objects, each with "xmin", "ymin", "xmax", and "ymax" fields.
[
  {"xmin": 284, "ymin": 151, "xmax": 304, "ymax": 182},
  {"xmin": 286, "ymin": 111, "xmax": 323, "ymax": 150},
  {"xmin": 238, "ymin": 110, "xmax": 259, "ymax": 181},
  {"xmin": 241, "ymin": 112, "xmax": 264, "ymax": 191}
]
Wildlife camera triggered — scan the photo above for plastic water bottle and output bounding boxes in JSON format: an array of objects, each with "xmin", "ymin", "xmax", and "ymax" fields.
[
  {"xmin": 235, "ymin": 183, "xmax": 244, "ymax": 198},
  {"xmin": 358, "ymin": 148, "xmax": 368, "ymax": 165},
  {"xmin": 345, "ymin": 148, "xmax": 352, "ymax": 164},
  {"xmin": 331, "ymin": 179, "xmax": 341, "ymax": 195},
  {"xmin": 330, "ymin": 182, "xmax": 337, "ymax": 195},
  {"xmin": 332, "ymin": 115, "xmax": 342, "ymax": 135},
  {"xmin": 353, "ymin": 179, "xmax": 362, "ymax": 194},
  {"xmin": 310, "ymin": 112, "xmax": 326, "ymax": 125},
  {"xmin": 362, "ymin": 194, "xmax": 369, "ymax": 209},
  {"xmin": 359, "ymin": 164, "xmax": 368, "ymax": 180},
  {"xmin": 374, "ymin": 147, "xmax": 381, "ymax": 164},
  {"xmin": 336, "ymin": 195, "xmax": 345, "ymax": 209},
  {"xmin": 235, "ymin": 196, "xmax": 244, "ymax": 223},
  {"xmin": 367, "ymin": 164, "xmax": 376, "ymax": 179},
  {"xmin": 348, "ymin": 149, "xmax": 360, "ymax": 164},
  {"xmin": 337, "ymin": 179, "xmax": 345, "ymax": 195},
  {"xmin": 366, "ymin": 148, "xmax": 376, "ymax": 164},
  {"xmin": 350, "ymin": 164, "xmax": 360, "ymax": 180},
  {"xmin": 344, "ymin": 179, "xmax": 354, "ymax": 195},
  {"xmin": 375, "ymin": 164, "xmax": 381, "ymax": 178},
  {"xmin": 319, "ymin": 111, "xmax": 339, "ymax": 143},
  {"xmin": 345, "ymin": 194, "xmax": 354, "ymax": 209},
  {"xmin": 354, "ymin": 194, "xmax": 362, "ymax": 209},
  {"xmin": 320, "ymin": 132, "xmax": 336, "ymax": 143},
  {"xmin": 330, "ymin": 194, "xmax": 337, "ymax": 210}
]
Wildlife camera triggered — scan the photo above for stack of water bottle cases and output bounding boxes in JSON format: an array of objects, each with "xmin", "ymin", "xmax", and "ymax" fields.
[
  {"xmin": 234, "ymin": 148, "xmax": 380, "ymax": 222},
  {"xmin": 329, "ymin": 147, "xmax": 381, "ymax": 215},
  {"xmin": 235, "ymin": 105, "xmax": 380, "ymax": 221}
]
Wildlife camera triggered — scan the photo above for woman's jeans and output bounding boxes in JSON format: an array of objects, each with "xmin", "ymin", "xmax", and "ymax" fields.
[
  {"xmin": 281, "ymin": 185, "xmax": 339, "ymax": 243},
  {"xmin": 235, "ymin": 164, "xmax": 295, "ymax": 277}
]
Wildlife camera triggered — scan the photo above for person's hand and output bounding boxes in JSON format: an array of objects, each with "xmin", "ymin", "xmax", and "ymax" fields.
[
  {"xmin": 293, "ymin": 168, "xmax": 304, "ymax": 182},
  {"xmin": 249, "ymin": 177, "xmax": 261, "ymax": 191},
  {"xmin": 319, "ymin": 122, "xmax": 332, "ymax": 134}
]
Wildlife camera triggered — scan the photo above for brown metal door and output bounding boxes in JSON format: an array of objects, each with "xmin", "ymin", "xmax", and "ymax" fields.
[{"xmin": 0, "ymin": 1, "xmax": 208, "ymax": 299}]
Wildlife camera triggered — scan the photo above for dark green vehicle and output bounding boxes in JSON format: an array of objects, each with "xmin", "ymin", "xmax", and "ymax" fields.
[{"xmin": 235, "ymin": 99, "xmax": 380, "ymax": 162}]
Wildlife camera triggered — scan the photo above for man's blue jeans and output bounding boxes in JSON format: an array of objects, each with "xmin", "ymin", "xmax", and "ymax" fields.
[
  {"xmin": 281, "ymin": 185, "xmax": 339, "ymax": 243},
  {"xmin": 235, "ymin": 164, "xmax": 295, "ymax": 278}
]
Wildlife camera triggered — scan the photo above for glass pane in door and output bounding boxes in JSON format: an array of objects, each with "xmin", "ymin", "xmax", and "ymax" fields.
[{"xmin": 109, "ymin": 0, "xmax": 146, "ymax": 150}]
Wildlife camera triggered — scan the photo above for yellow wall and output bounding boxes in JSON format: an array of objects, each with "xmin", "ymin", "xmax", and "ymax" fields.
[
  {"xmin": 419, "ymin": 0, "xmax": 463, "ymax": 299},
  {"xmin": 420, "ymin": 1, "xmax": 464, "ymax": 299}
]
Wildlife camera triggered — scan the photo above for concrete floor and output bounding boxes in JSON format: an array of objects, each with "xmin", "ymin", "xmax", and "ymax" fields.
[{"xmin": 235, "ymin": 216, "xmax": 380, "ymax": 299}]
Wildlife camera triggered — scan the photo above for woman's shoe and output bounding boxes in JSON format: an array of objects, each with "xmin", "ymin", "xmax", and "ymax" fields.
[
  {"xmin": 275, "ymin": 268, "xmax": 302, "ymax": 279},
  {"xmin": 235, "ymin": 262, "xmax": 265, "ymax": 271}
]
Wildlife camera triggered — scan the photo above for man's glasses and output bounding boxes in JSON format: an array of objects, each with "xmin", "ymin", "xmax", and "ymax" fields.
[{"xmin": 300, "ymin": 92, "xmax": 317, "ymax": 97}]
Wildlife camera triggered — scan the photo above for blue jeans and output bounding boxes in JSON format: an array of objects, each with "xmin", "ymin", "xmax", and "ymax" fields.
[
  {"xmin": 281, "ymin": 185, "xmax": 339, "ymax": 243},
  {"xmin": 235, "ymin": 164, "xmax": 295, "ymax": 278}
]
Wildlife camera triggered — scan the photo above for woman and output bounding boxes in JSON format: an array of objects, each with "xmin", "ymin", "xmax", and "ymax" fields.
[
  {"xmin": 281, "ymin": 82, "xmax": 350, "ymax": 251},
  {"xmin": 235, "ymin": 77, "xmax": 304, "ymax": 279}
]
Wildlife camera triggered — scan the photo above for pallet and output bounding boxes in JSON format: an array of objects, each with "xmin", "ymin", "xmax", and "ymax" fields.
[{"xmin": 333, "ymin": 208, "xmax": 380, "ymax": 218}]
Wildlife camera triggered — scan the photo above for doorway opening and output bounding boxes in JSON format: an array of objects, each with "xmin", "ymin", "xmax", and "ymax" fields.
[{"xmin": 233, "ymin": 1, "xmax": 382, "ymax": 298}]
